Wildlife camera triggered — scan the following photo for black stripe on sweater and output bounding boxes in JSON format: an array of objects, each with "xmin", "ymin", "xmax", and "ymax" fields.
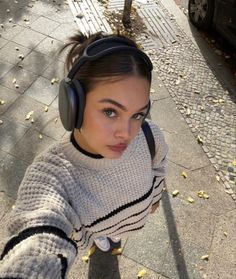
[
  {"xmin": 78, "ymin": 206, "xmax": 150, "ymax": 248},
  {"xmin": 58, "ymin": 254, "xmax": 68, "ymax": 279},
  {"xmin": 153, "ymin": 178, "xmax": 164, "ymax": 189},
  {"xmin": 0, "ymin": 226, "xmax": 77, "ymax": 260},
  {"xmin": 85, "ymin": 183, "xmax": 154, "ymax": 228}
]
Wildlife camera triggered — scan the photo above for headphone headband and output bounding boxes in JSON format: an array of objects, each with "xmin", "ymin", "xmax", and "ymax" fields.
[{"xmin": 67, "ymin": 37, "xmax": 153, "ymax": 79}]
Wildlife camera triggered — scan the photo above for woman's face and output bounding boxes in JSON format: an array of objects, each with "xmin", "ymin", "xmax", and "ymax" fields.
[{"xmin": 74, "ymin": 75, "xmax": 150, "ymax": 159}]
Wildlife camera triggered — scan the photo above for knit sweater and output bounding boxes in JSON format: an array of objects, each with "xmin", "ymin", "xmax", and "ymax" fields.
[{"xmin": 0, "ymin": 120, "xmax": 168, "ymax": 279}]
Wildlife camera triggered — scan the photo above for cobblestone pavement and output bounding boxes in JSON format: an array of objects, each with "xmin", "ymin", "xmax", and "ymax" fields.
[{"xmin": 85, "ymin": 0, "xmax": 236, "ymax": 201}]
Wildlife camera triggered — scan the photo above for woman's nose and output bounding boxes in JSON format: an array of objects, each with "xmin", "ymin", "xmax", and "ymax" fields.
[{"xmin": 114, "ymin": 120, "xmax": 131, "ymax": 141}]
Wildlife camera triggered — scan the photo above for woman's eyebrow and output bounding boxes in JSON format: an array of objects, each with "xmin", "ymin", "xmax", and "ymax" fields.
[{"xmin": 99, "ymin": 98, "xmax": 149, "ymax": 112}]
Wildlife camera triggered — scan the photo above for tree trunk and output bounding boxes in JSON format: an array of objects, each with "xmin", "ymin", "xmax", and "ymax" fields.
[{"xmin": 122, "ymin": 0, "xmax": 133, "ymax": 27}]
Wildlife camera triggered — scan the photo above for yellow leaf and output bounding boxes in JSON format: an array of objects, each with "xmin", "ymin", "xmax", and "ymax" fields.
[
  {"xmin": 88, "ymin": 246, "xmax": 96, "ymax": 257},
  {"xmin": 216, "ymin": 175, "xmax": 220, "ymax": 181},
  {"xmin": 112, "ymin": 248, "xmax": 123, "ymax": 255},
  {"xmin": 223, "ymin": 231, "xmax": 228, "ymax": 237},
  {"xmin": 187, "ymin": 197, "xmax": 194, "ymax": 203},
  {"xmin": 181, "ymin": 171, "xmax": 188, "ymax": 178},
  {"xmin": 232, "ymin": 159, "xmax": 236, "ymax": 166},
  {"xmin": 197, "ymin": 135, "xmax": 203, "ymax": 144},
  {"xmin": 137, "ymin": 269, "xmax": 147, "ymax": 278},
  {"xmin": 0, "ymin": 100, "xmax": 5, "ymax": 105},
  {"xmin": 25, "ymin": 110, "xmax": 34, "ymax": 120},
  {"xmin": 150, "ymin": 88, "xmax": 155, "ymax": 93},
  {"xmin": 200, "ymin": 255, "xmax": 209, "ymax": 261},
  {"xmin": 82, "ymin": 255, "xmax": 89, "ymax": 263},
  {"xmin": 172, "ymin": 190, "xmax": 179, "ymax": 197},
  {"xmin": 203, "ymin": 194, "xmax": 209, "ymax": 199},
  {"xmin": 39, "ymin": 134, "xmax": 43, "ymax": 139},
  {"xmin": 12, "ymin": 204, "xmax": 15, "ymax": 210},
  {"xmin": 44, "ymin": 105, "xmax": 48, "ymax": 112},
  {"xmin": 0, "ymin": 120, "xmax": 3, "ymax": 125},
  {"xmin": 12, "ymin": 78, "xmax": 17, "ymax": 84},
  {"xmin": 186, "ymin": 108, "xmax": 191, "ymax": 116},
  {"xmin": 197, "ymin": 191, "xmax": 204, "ymax": 198},
  {"xmin": 31, "ymin": 118, "xmax": 34, "ymax": 123}
]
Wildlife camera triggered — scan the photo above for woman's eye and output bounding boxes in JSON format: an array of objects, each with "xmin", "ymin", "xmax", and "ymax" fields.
[
  {"xmin": 133, "ymin": 113, "xmax": 145, "ymax": 120},
  {"xmin": 103, "ymin": 109, "xmax": 116, "ymax": 118}
]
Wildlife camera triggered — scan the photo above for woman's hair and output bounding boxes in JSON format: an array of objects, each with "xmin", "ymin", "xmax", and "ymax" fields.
[{"xmin": 60, "ymin": 31, "xmax": 152, "ymax": 93}]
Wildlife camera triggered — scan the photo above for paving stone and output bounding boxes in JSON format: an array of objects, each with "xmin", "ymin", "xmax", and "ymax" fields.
[
  {"xmin": 30, "ymin": 16, "xmax": 60, "ymax": 35},
  {"xmin": 4, "ymin": 94, "xmax": 46, "ymax": 127},
  {"xmin": 0, "ymin": 23, "xmax": 24, "ymax": 40},
  {"xmin": 33, "ymin": 106, "xmax": 66, "ymax": 140},
  {"xmin": 161, "ymin": 240, "xmax": 208, "ymax": 279},
  {"xmin": 0, "ymin": 41, "xmax": 32, "ymax": 65},
  {"xmin": 51, "ymin": 96, "xmax": 59, "ymax": 110},
  {"xmin": 0, "ymin": 37, "xmax": 8, "ymax": 49},
  {"xmin": 150, "ymin": 73, "xmax": 170, "ymax": 100},
  {"xmin": 35, "ymin": 37, "xmax": 64, "ymax": 58},
  {"xmin": 119, "ymin": 257, "xmax": 168, "ymax": 279},
  {"xmin": 123, "ymin": 221, "xmax": 169, "ymax": 273},
  {"xmin": 20, "ymin": 50, "xmax": 52, "ymax": 75},
  {"xmin": 12, "ymin": 28, "xmax": 46, "ymax": 49},
  {"xmin": 0, "ymin": 150, "xmax": 29, "ymax": 199},
  {"xmin": 0, "ymin": 85, "xmax": 20, "ymax": 114},
  {"xmin": 0, "ymin": 60, "xmax": 14, "ymax": 79},
  {"xmin": 205, "ymin": 210, "xmax": 236, "ymax": 279},
  {"xmin": 151, "ymin": 97, "xmax": 189, "ymax": 133},
  {"xmin": 9, "ymin": 128, "xmax": 56, "ymax": 164},
  {"xmin": 52, "ymin": 8, "xmax": 77, "ymax": 24},
  {"xmin": 166, "ymin": 162, "xmax": 235, "ymax": 215},
  {"xmin": 12, "ymin": 8, "xmax": 40, "ymax": 27},
  {"xmin": 28, "ymin": 1, "xmax": 58, "ymax": 17},
  {"xmin": 42, "ymin": 60, "xmax": 65, "ymax": 81},
  {"xmin": 164, "ymin": 129, "xmax": 210, "ymax": 170},
  {"xmin": 0, "ymin": 65, "xmax": 38, "ymax": 94},
  {"xmin": 24, "ymin": 76, "xmax": 59, "ymax": 105},
  {"xmin": 0, "ymin": 116, "xmax": 28, "ymax": 152},
  {"xmin": 0, "ymin": 192, "xmax": 14, "ymax": 221},
  {"xmin": 49, "ymin": 23, "xmax": 79, "ymax": 42}
]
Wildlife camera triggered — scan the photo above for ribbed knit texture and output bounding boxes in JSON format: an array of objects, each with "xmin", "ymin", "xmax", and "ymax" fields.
[{"xmin": 0, "ymin": 120, "xmax": 168, "ymax": 279}]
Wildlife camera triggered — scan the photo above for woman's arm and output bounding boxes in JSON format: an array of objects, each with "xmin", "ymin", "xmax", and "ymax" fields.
[{"xmin": 0, "ymin": 159, "xmax": 80, "ymax": 279}]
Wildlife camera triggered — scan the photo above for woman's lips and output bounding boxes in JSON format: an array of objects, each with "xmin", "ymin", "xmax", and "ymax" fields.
[{"xmin": 108, "ymin": 144, "xmax": 127, "ymax": 153}]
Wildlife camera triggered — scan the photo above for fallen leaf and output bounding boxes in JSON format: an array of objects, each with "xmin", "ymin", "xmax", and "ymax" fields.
[
  {"xmin": 216, "ymin": 175, "xmax": 220, "ymax": 181},
  {"xmin": 18, "ymin": 54, "xmax": 24, "ymax": 60},
  {"xmin": 0, "ymin": 120, "xmax": 3, "ymax": 125},
  {"xmin": 112, "ymin": 247, "xmax": 123, "ymax": 255},
  {"xmin": 197, "ymin": 135, "xmax": 204, "ymax": 144},
  {"xmin": 51, "ymin": 77, "xmax": 59, "ymax": 85},
  {"xmin": 200, "ymin": 255, "xmax": 209, "ymax": 261},
  {"xmin": 88, "ymin": 246, "xmax": 96, "ymax": 257},
  {"xmin": 172, "ymin": 190, "xmax": 179, "ymax": 197},
  {"xmin": 81, "ymin": 255, "xmax": 89, "ymax": 263},
  {"xmin": 54, "ymin": 117, "xmax": 58, "ymax": 123},
  {"xmin": 39, "ymin": 134, "xmax": 43, "ymax": 139},
  {"xmin": 15, "ymin": 84, "xmax": 19, "ymax": 89},
  {"xmin": 137, "ymin": 269, "xmax": 147, "ymax": 278},
  {"xmin": 181, "ymin": 171, "xmax": 188, "ymax": 178},
  {"xmin": 187, "ymin": 197, "xmax": 194, "ymax": 203},
  {"xmin": 175, "ymin": 79, "xmax": 180, "ymax": 85},
  {"xmin": 186, "ymin": 108, "xmax": 191, "ymax": 116},
  {"xmin": 31, "ymin": 118, "xmax": 34, "ymax": 123},
  {"xmin": 223, "ymin": 231, "xmax": 228, "ymax": 237},
  {"xmin": 25, "ymin": 110, "xmax": 34, "ymax": 120},
  {"xmin": 197, "ymin": 191, "xmax": 209, "ymax": 199},
  {"xmin": 12, "ymin": 204, "xmax": 15, "ymax": 209},
  {"xmin": 12, "ymin": 78, "xmax": 17, "ymax": 84},
  {"xmin": 232, "ymin": 159, "xmax": 236, "ymax": 166},
  {"xmin": 150, "ymin": 88, "xmax": 155, "ymax": 93},
  {"xmin": 44, "ymin": 106, "xmax": 49, "ymax": 112},
  {"xmin": 0, "ymin": 100, "xmax": 5, "ymax": 105}
]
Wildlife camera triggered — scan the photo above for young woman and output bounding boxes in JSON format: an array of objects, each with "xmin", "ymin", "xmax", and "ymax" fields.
[{"xmin": 0, "ymin": 31, "xmax": 168, "ymax": 278}]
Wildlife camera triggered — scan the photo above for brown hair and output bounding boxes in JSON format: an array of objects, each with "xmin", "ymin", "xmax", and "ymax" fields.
[{"xmin": 60, "ymin": 31, "xmax": 152, "ymax": 93}]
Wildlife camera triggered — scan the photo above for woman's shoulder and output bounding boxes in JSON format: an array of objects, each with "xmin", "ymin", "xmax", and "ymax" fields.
[{"xmin": 142, "ymin": 119, "xmax": 166, "ymax": 144}]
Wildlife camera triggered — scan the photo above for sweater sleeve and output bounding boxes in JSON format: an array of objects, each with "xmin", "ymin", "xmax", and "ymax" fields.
[
  {"xmin": 149, "ymin": 121, "xmax": 168, "ymax": 205},
  {"xmin": 0, "ymin": 157, "xmax": 80, "ymax": 279}
]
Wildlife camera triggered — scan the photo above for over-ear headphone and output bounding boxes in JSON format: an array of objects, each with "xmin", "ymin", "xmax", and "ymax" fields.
[{"xmin": 59, "ymin": 36, "xmax": 153, "ymax": 131}]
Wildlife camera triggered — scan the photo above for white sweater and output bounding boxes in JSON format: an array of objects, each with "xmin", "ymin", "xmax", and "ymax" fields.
[{"xmin": 0, "ymin": 120, "xmax": 168, "ymax": 279}]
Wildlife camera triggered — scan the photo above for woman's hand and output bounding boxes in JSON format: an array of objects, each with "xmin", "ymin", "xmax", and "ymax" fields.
[{"xmin": 149, "ymin": 202, "xmax": 160, "ymax": 214}]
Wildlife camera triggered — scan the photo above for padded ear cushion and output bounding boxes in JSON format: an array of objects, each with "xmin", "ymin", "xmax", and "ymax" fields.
[
  {"xmin": 59, "ymin": 79, "xmax": 78, "ymax": 131},
  {"xmin": 71, "ymin": 79, "xmax": 86, "ymax": 129}
]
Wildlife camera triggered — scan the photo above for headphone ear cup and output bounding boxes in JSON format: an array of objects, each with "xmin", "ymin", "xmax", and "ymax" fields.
[
  {"xmin": 71, "ymin": 79, "xmax": 85, "ymax": 129},
  {"xmin": 59, "ymin": 79, "xmax": 78, "ymax": 131}
]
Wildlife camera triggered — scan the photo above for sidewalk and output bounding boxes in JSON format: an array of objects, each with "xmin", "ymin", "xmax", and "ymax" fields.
[{"xmin": 0, "ymin": 0, "xmax": 235, "ymax": 278}]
